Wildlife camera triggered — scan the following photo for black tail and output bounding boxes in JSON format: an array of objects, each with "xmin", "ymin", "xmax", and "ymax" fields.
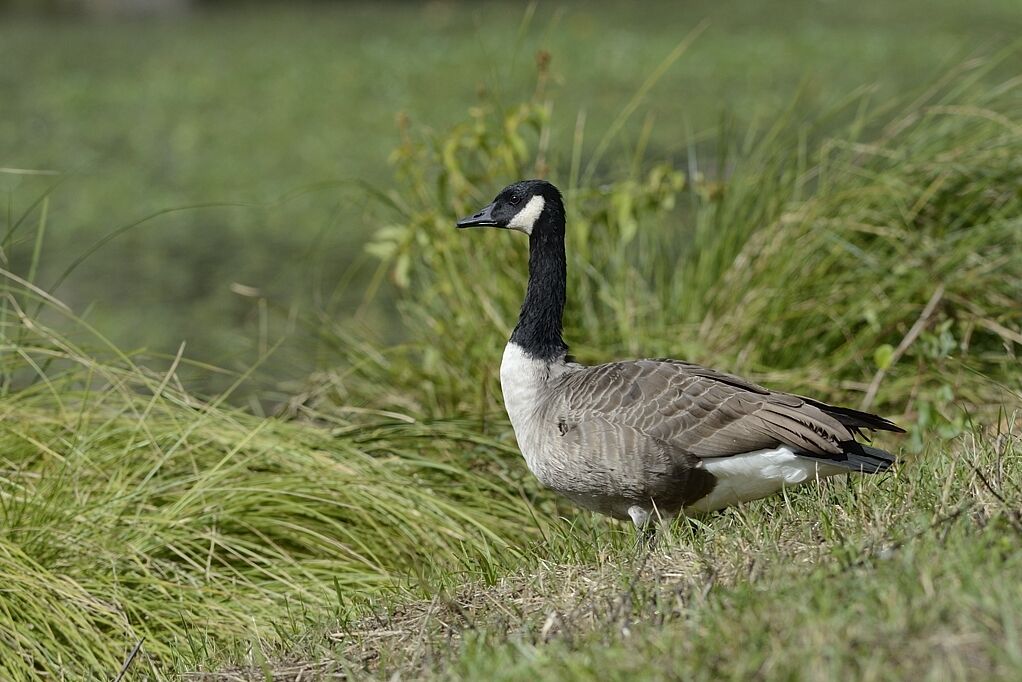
[
  {"xmin": 794, "ymin": 397, "xmax": 901, "ymax": 473},
  {"xmin": 830, "ymin": 441, "xmax": 897, "ymax": 474},
  {"xmin": 802, "ymin": 398, "xmax": 906, "ymax": 435}
]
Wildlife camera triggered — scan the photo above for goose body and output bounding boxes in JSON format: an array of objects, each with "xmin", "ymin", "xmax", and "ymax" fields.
[{"xmin": 458, "ymin": 180, "xmax": 902, "ymax": 528}]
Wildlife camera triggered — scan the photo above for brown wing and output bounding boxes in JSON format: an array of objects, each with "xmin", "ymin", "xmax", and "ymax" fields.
[{"xmin": 554, "ymin": 359, "xmax": 902, "ymax": 461}]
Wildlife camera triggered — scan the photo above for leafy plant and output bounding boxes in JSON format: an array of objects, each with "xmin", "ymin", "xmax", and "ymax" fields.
[{"xmin": 315, "ymin": 55, "xmax": 1022, "ymax": 454}]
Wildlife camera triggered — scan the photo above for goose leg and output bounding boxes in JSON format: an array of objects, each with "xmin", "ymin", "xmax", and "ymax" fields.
[{"xmin": 627, "ymin": 505, "xmax": 658, "ymax": 548}]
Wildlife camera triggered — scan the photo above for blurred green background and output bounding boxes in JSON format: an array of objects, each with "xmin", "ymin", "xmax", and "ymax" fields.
[{"xmin": 2, "ymin": 0, "xmax": 1019, "ymax": 391}]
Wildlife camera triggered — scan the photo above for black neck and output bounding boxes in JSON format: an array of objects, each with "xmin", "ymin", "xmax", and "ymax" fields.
[{"xmin": 509, "ymin": 203, "xmax": 568, "ymax": 361}]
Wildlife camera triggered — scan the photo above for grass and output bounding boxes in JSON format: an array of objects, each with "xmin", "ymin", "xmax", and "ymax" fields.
[
  {"xmin": 0, "ymin": 294, "xmax": 547, "ymax": 677},
  {"xmin": 227, "ymin": 54, "xmax": 1021, "ymax": 679},
  {"xmin": 207, "ymin": 426, "xmax": 1022, "ymax": 680}
]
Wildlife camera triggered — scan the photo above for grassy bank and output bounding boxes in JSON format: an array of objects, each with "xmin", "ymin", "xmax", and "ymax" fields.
[
  {"xmin": 261, "ymin": 55, "xmax": 1022, "ymax": 678},
  {"xmin": 1, "ymin": 37, "xmax": 1020, "ymax": 682},
  {"xmin": 213, "ymin": 427, "xmax": 1022, "ymax": 680}
]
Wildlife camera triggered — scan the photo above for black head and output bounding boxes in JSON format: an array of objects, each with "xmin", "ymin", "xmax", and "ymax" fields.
[{"xmin": 456, "ymin": 180, "xmax": 562, "ymax": 235}]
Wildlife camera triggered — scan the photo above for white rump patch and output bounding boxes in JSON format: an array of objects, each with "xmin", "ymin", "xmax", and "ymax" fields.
[
  {"xmin": 686, "ymin": 447, "xmax": 846, "ymax": 513},
  {"xmin": 507, "ymin": 195, "xmax": 545, "ymax": 234}
]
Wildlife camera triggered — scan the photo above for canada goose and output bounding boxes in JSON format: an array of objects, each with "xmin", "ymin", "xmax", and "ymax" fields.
[{"xmin": 456, "ymin": 179, "xmax": 903, "ymax": 530}]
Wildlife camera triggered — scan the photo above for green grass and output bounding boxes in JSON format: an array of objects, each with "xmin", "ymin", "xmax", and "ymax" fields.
[
  {"xmin": 0, "ymin": 297, "xmax": 546, "ymax": 677},
  {"xmin": 215, "ymin": 428, "xmax": 1021, "ymax": 680},
  {"xmin": 235, "ymin": 53, "xmax": 1019, "ymax": 679}
]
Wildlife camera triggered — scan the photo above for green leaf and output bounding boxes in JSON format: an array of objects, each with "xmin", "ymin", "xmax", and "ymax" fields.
[
  {"xmin": 394, "ymin": 252, "xmax": 411, "ymax": 289},
  {"xmin": 874, "ymin": 344, "xmax": 895, "ymax": 370},
  {"xmin": 365, "ymin": 240, "xmax": 397, "ymax": 260}
]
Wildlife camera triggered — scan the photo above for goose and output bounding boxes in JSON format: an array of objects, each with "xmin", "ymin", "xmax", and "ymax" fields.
[{"xmin": 456, "ymin": 179, "xmax": 903, "ymax": 530}]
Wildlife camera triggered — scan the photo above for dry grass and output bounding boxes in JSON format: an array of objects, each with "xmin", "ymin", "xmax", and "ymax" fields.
[{"xmin": 198, "ymin": 422, "xmax": 1022, "ymax": 681}]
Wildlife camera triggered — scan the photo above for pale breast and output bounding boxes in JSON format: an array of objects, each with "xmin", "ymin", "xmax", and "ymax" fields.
[{"xmin": 499, "ymin": 342, "xmax": 567, "ymax": 472}]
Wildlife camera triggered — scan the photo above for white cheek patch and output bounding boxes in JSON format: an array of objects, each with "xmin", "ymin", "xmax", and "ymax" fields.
[{"xmin": 507, "ymin": 195, "xmax": 545, "ymax": 234}]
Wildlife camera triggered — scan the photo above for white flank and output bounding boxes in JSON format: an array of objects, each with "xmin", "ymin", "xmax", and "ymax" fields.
[
  {"xmin": 507, "ymin": 195, "xmax": 545, "ymax": 234},
  {"xmin": 686, "ymin": 447, "xmax": 846, "ymax": 513}
]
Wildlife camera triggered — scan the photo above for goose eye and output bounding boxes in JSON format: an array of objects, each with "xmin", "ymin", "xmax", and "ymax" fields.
[{"xmin": 509, "ymin": 194, "xmax": 521, "ymax": 205}]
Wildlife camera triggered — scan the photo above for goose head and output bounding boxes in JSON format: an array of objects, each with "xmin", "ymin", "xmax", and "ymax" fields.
[{"xmin": 456, "ymin": 180, "xmax": 563, "ymax": 236}]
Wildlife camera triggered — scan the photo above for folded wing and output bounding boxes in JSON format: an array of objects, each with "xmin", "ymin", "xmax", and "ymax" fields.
[{"xmin": 554, "ymin": 359, "xmax": 902, "ymax": 469}]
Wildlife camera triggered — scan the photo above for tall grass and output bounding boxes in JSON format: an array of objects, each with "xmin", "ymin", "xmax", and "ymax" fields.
[
  {"xmin": 0, "ymin": 282, "xmax": 542, "ymax": 677},
  {"xmin": 319, "ymin": 55, "xmax": 1021, "ymax": 450}
]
